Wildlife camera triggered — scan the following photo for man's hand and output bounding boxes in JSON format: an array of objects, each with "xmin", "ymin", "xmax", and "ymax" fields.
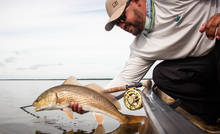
[
  {"xmin": 199, "ymin": 13, "xmax": 220, "ymax": 40},
  {"xmin": 69, "ymin": 102, "xmax": 88, "ymax": 114}
]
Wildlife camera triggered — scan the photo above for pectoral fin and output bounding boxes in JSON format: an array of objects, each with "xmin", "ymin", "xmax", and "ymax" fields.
[
  {"xmin": 56, "ymin": 97, "xmax": 67, "ymax": 104},
  {"xmin": 62, "ymin": 76, "xmax": 81, "ymax": 86},
  {"xmin": 63, "ymin": 107, "xmax": 74, "ymax": 120},
  {"xmin": 93, "ymin": 112, "xmax": 104, "ymax": 125},
  {"xmin": 85, "ymin": 83, "xmax": 103, "ymax": 93}
]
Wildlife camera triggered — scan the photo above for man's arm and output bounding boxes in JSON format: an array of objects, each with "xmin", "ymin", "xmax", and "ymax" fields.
[
  {"xmin": 199, "ymin": 13, "xmax": 220, "ymax": 40},
  {"xmin": 105, "ymin": 54, "xmax": 155, "ymax": 99},
  {"xmin": 69, "ymin": 56, "xmax": 154, "ymax": 113}
]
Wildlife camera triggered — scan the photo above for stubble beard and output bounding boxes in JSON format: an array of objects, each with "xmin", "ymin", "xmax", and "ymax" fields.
[{"xmin": 132, "ymin": 8, "xmax": 145, "ymax": 35}]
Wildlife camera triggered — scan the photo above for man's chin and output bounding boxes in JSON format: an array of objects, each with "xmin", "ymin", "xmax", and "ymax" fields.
[
  {"xmin": 124, "ymin": 27, "xmax": 142, "ymax": 36},
  {"xmin": 132, "ymin": 32, "xmax": 139, "ymax": 36},
  {"xmin": 131, "ymin": 30, "xmax": 142, "ymax": 36}
]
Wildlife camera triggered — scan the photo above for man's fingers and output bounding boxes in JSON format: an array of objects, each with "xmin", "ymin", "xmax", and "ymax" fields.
[
  {"xmin": 199, "ymin": 23, "xmax": 206, "ymax": 33},
  {"xmin": 216, "ymin": 27, "xmax": 220, "ymax": 40},
  {"xmin": 205, "ymin": 18, "xmax": 218, "ymax": 40},
  {"xmin": 73, "ymin": 102, "xmax": 78, "ymax": 111},
  {"xmin": 206, "ymin": 28, "xmax": 216, "ymax": 40},
  {"xmin": 200, "ymin": 13, "xmax": 220, "ymax": 40},
  {"xmin": 78, "ymin": 105, "xmax": 88, "ymax": 114},
  {"xmin": 78, "ymin": 105, "xmax": 82, "ymax": 113},
  {"xmin": 70, "ymin": 101, "xmax": 76, "ymax": 111},
  {"xmin": 69, "ymin": 102, "xmax": 73, "ymax": 108},
  {"xmin": 69, "ymin": 102, "xmax": 88, "ymax": 114}
]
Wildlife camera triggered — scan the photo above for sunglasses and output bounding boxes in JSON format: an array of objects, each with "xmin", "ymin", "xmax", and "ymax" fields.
[{"xmin": 114, "ymin": 0, "xmax": 131, "ymax": 25}]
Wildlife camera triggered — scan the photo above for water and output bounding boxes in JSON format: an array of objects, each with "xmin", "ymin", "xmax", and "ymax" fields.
[{"xmin": 0, "ymin": 80, "xmax": 152, "ymax": 134}]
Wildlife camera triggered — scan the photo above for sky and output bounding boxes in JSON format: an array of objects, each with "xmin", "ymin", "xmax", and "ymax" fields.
[{"xmin": 0, "ymin": 0, "xmax": 154, "ymax": 79}]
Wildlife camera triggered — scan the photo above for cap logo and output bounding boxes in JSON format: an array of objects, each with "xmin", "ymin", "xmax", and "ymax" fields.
[{"xmin": 112, "ymin": 1, "xmax": 118, "ymax": 8}]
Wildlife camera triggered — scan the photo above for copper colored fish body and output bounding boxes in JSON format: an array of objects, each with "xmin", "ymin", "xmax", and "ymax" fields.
[{"xmin": 33, "ymin": 77, "xmax": 145, "ymax": 124}]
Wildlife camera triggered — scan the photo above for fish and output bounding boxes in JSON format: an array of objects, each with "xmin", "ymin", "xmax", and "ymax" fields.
[{"xmin": 32, "ymin": 76, "xmax": 145, "ymax": 125}]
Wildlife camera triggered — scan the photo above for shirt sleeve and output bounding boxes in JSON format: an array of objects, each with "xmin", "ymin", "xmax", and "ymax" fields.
[{"xmin": 105, "ymin": 54, "xmax": 155, "ymax": 99}]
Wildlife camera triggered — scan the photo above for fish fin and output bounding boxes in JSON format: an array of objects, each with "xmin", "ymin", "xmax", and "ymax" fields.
[
  {"xmin": 93, "ymin": 112, "xmax": 104, "ymax": 125},
  {"xmin": 85, "ymin": 84, "xmax": 121, "ymax": 110},
  {"xmin": 94, "ymin": 125, "xmax": 105, "ymax": 134},
  {"xmin": 120, "ymin": 115, "xmax": 146, "ymax": 124},
  {"xmin": 63, "ymin": 107, "xmax": 74, "ymax": 120},
  {"xmin": 85, "ymin": 83, "xmax": 103, "ymax": 93},
  {"xmin": 65, "ymin": 129, "xmax": 74, "ymax": 134},
  {"xmin": 56, "ymin": 97, "xmax": 67, "ymax": 104},
  {"xmin": 62, "ymin": 76, "xmax": 81, "ymax": 86}
]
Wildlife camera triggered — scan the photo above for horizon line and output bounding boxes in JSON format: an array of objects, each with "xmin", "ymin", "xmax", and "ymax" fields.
[{"xmin": 0, "ymin": 78, "xmax": 151, "ymax": 81}]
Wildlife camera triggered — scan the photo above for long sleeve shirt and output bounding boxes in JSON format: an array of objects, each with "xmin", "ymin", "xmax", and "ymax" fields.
[{"xmin": 105, "ymin": 0, "xmax": 220, "ymax": 98}]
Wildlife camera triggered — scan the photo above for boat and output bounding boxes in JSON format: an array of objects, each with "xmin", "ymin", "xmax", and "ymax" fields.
[{"xmin": 141, "ymin": 81, "xmax": 220, "ymax": 134}]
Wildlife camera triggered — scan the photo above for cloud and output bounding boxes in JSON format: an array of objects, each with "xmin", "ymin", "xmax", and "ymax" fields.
[
  {"xmin": 5, "ymin": 57, "xmax": 16, "ymax": 63},
  {"xmin": 0, "ymin": 0, "xmax": 108, "ymax": 38},
  {"xmin": 0, "ymin": 0, "xmax": 105, "ymax": 17},
  {"xmin": 29, "ymin": 63, "xmax": 63, "ymax": 70},
  {"xmin": 0, "ymin": 62, "xmax": 5, "ymax": 67},
  {"xmin": 0, "ymin": 0, "xmax": 136, "ymax": 78},
  {"xmin": 0, "ymin": 0, "xmax": 107, "ymax": 33},
  {"xmin": 16, "ymin": 67, "xmax": 27, "ymax": 70},
  {"xmin": 13, "ymin": 51, "xmax": 22, "ymax": 55}
]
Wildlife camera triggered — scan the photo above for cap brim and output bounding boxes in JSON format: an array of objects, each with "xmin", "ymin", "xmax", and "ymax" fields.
[
  {"xmin": 105, "ymin": 4, "xmax": 127, "ymax": 31},
  {"xmin": 105, "ymin": 22, "xmax": 115, "ymax": 31}
]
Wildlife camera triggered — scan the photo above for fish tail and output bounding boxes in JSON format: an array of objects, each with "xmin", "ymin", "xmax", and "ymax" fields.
[{"xmin": 120, "ymin": 114, "xmax": 146, "ymax": 124}]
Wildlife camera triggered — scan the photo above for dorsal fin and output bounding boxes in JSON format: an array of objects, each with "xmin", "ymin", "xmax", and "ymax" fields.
[
  {"xmin": 85, "ymin": 83, "xmax": 121, "ymax": 110},
  {"xmin": 62, "ymin": 76, "xmax": 81, "ymax": 86},
  {"xmin": 85, "ymin": 83, "xmax": 104, "ymax": 93}
]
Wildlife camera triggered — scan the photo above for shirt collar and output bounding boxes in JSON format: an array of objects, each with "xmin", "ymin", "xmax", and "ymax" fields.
[{"xmin": 142, "ymin": 0, "xmax": 155, "ymax": 36}]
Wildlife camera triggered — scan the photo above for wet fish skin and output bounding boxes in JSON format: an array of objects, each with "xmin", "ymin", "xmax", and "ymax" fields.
[
  {"xmin": 33, "ymin": 90, "xmax": 60, "ymax": 111},
  {"xmin": 33, "ymin": 84, "xmax": 145, "ymax": 124}
]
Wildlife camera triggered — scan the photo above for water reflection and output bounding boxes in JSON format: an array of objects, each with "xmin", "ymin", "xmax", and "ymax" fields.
[
  {"xmin": 0, "ymin": 80, "xmax": 149, "ymax": 134},
  {"xmin": 35, "ymin": 118, "xmax": 150, "ymax": 134},
  {"xmin": 36, "ymin": 130, "xmax": 50, "ymax": 134}
]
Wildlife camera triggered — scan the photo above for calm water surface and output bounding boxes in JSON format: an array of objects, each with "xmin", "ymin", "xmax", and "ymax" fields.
[{"xmin": 0, "ymin": 80, "xmax": 152, "ymax": 134}]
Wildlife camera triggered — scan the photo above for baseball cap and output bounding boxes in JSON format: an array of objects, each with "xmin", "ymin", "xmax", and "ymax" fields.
[{"xmin": 105, "ymin": 0, "xmax": 128, "ymax": 31}]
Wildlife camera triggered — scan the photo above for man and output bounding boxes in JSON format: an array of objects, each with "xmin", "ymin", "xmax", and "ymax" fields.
[{"xmin": 71, "ymin": 0, "xmax": 220, "ymax": 124}]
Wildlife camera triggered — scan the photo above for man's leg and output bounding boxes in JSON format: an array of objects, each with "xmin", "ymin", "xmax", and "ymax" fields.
[{"xmin": 153, "ymin": 42, "xmax": 220, "ymax": 123}]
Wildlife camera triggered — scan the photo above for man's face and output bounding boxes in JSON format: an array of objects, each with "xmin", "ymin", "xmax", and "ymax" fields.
[{"xmin": 116, "ymin": 1, "xmax": 146, "ymax": 35}]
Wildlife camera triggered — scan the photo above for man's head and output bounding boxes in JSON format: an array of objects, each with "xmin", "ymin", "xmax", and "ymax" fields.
[{"xmin": 105, "ymin": 0, "xmax": 146, "ymax": 35}]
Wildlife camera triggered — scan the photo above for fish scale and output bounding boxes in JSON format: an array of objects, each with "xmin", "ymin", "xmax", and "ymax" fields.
[
  {"xmin": 33, "ymin": 84, "xmax": 145, "ymax": 124},
  {"xmin": 56, "ymin": 87, "xmax": 118, "ymax": 116}
]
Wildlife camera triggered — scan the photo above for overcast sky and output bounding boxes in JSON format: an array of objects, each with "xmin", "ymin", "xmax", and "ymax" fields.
[{"xmin": 0, "ymin": 0, "xmax": 154, "ymax": 79}]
